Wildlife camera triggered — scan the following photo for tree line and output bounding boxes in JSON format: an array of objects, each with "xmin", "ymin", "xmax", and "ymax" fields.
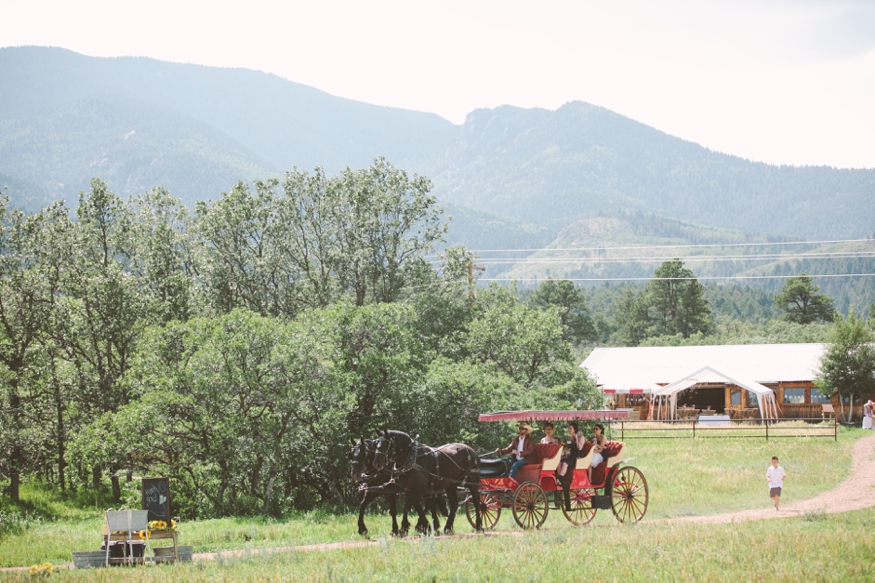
[{"xmin": 0, "ymin": 159, "xmax": 600, "ymax": 518}]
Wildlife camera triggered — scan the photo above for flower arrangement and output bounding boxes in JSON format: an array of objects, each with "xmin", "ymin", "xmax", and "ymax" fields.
[
  {"xmin": 27, "ymin": 563, "xmax": 53, "ymax": 578},
  {"xmin": 138, "ymin": 519, "xmax": 177, "ymax": 539}
]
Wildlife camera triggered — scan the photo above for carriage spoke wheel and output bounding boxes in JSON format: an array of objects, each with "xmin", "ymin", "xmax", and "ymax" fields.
[
  {"xmin": 512, "ymin": 482, "xmax": 548, "ymax": 530},
  {"xmin": 465, "ymin": 492, "xmax": 501, "ymax": 531},
  {"xmin": 611, "ymin": 466, "xmax": 649, "ymax": 523},
  {"xmin": 562, "ymin": 488, "xmax": 597, "ymax": 526}
]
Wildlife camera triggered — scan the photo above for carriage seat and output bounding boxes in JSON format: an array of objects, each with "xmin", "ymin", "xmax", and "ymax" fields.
[
  {"xmin": 481, "ymin": 444, "xmax": 563, "ymax": 479},
  {"xmin": 522, "ymin": 443, "xmax": 563, "ymax": 471},
  {"xmin": 479, "ymin": 456, "xmax": 512, "ymax": 478},
  {"xmin": 573, "ymin": 440, "xmax": 626, "ymax": 470}
]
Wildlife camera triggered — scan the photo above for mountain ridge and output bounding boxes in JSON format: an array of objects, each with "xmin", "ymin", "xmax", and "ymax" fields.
[{"xmin": 2, "ymin": 46, "xmax": 873, "ymax": 243}]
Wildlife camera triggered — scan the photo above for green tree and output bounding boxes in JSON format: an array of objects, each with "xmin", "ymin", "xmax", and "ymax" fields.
[
  {"xmin": 195, "ymin": 158, "xmax": 448, "ymax": 316},
  {"xmin": 194, "ymin": 180, "xmax": 298, "ymax": 318},
  {"xmin": 611, "ymin": 287, "xmax": 650, "ymax": 346},
  {"xmin": 775, "ymin": 274, "xmax": 835, "ymax": 324},
  {"xmin": 646, "ymin": 259, "xmax": 712, "ymax": 338},
  {"xmin": 528, "ymin": 279, "xmax": 596, "ymax": 344},
  {"xmin": 467, "ymin": 285, "xmax": 571, "ymax": 389},
  {"xmin": 130, "ymin": 187, "xmax": 202, "ymax": 322},
  {"xmin": 51, "ymin": 179, "xmax": 148, "ymax": 501},
  {"xmin": 0, "ymin": 195, "xmax": 55, "ymax": 501},
  {"xmin": 327, "ymin": 158, "xmax": 446, "ymax": 306},
  {"xmin": 815, "ymin": 309, "xmax": 875, "ymax": 422},
  {"xmin": 88, "ymin": 309, "xmax": 354, "ymax": 517}
]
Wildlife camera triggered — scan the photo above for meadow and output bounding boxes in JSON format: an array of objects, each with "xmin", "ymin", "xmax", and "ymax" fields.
[{"xmin": 1, "ymin": 428, "xmax": 871, "ymax": 581}]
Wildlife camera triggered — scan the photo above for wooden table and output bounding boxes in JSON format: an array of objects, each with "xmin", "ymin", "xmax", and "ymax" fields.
[{"xmin": 102, "ymin": 524, "xmax": 178, "ymax": 563}]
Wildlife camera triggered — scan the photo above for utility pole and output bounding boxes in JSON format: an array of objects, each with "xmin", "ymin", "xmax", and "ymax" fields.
[{"xmin": 468, "ymin": 261, "xmax": 485, "ymax": 308}]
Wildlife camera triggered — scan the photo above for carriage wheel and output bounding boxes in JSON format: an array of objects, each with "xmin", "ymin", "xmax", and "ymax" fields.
[
  {"xmin": 611, "ymin": 466, "xmax": 649, "ymax": 523},
  {"xmin": 561, "ymin": 488, "xmax": 598, "ymax": 526},
  {"xmin": 511, "ymin": 482, "xmax": 548, "ymax": 530},
  {"xmin": 465, "ymin": 492, "xmax": 501, "ymax": 531}
]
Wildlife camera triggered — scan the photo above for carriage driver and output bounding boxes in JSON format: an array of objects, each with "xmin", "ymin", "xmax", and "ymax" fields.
[{"xmin": 496, "ymin": 423, "xmax": 537, "ymax": 479}]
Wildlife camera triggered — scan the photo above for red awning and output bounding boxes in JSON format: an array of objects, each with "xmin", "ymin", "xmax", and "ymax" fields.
[
  {"xmin": 603, "ymin": 388, "xmax": 650, "ymax": 394},
  {"xmin": 478, "ymin": 410, "xmax": 630, "ymax": 422}
]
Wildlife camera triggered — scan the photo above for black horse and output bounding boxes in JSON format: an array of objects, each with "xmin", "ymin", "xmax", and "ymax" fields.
[
  {"xmin": 371, "ymin": 430, "xmax": 482, "ymax": 534},
  {"xmin": 348, "ymin": 438, "xmax": 442, "ymax": 536}
]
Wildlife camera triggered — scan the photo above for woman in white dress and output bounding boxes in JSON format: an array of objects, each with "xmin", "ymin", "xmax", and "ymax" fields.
[{"xmin": 863, "ymin": 400, "xmax": 873, "ymax": 430}]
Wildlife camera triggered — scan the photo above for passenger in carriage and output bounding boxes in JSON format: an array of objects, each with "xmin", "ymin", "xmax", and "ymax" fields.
[
  {"xmin": 540, "ymin": 422, "xmax": 561, "ymax": 445},
  {"xmin": 555, "ymin": 422, "xmax": 586, "ymax": 480},
  {"xmin": 588, "ymin": 423, "xmax": 607, "ymax": 484},
  {"xmin": 554, "ymin": 422, "xmax": 586, "ymax": 511},
  {"xmin": 495, "ymin": 423, "xmax": 536, "ymax": 479}
]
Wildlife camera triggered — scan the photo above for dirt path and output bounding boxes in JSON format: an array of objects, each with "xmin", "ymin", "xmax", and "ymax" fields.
[
  {"xmin": 664, "ymin": 431, "xmax": 875, "ymax": 525},
  {"xmin": 3, "ymin": 433, "xmax": 873, "ymax": 571}
]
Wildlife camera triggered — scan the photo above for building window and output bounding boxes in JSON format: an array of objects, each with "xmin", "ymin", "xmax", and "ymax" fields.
[
  {"xmin": 783, "ymin": 388, "xmax": 805, "ymax": 404},
  {"xmin": 746, "ymin": 391, "xmax": 759, "ymax": 407},
  {"xmin": 730, "ymin": 390, "xmax": 741, "ymax": 405},
  {"xmin": 811, "ymin": 388, "xmax": 831, "ymax": 403}
]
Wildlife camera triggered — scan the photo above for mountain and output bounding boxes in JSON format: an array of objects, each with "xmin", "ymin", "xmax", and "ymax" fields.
[
  {"xmin": 428, "ymin": 103, "xmax": 875, "ymax": 240},
  {"xmin": 2, "ymin": 46, "xmax": 874, "ymax": 246},
  {"xmin": 0, "ymin": 46, "xmax": 455, "ymax": 207}
]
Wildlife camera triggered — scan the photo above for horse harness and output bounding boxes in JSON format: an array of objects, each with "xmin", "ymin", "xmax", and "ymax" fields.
[{"xmin": 365, "ymin": 435, "xmax": 477, "ymax": 493}]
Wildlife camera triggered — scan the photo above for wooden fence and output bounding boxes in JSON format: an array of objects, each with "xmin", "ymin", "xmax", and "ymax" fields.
[{"xmin": 606, "ymin": 417, "xmax": 837, "ymax": 441}]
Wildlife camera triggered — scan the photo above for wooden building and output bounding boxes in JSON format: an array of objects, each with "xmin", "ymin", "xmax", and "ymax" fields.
[{"xmin": 581, "ymin": 343, "xmax": 869, "ymax": 421}]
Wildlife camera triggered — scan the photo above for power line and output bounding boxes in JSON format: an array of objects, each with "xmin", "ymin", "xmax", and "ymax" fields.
[
  {"xmin": 471, "ymin": 251, "xmax": 875, "ymax": 265},
  {"xmin": 463, "ymin": 238, "xmax": 875, "ymax": 255},
  {"xmin": 480, "ymin": 273, "xmax": 875, "ymax": 283}
]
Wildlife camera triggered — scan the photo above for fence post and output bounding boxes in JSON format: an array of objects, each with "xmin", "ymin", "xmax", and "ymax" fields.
[
  {"xmin": 834, "ymin": 416, "xmax": 837, "ymax": 442},
  {"xmin": 765, "ymin": 420, "xmax": 769, "ymax": 442}
]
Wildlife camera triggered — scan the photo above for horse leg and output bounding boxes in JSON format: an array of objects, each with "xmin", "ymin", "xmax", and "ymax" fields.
[
  {"xmin": 443, "ymin": 487, "xmax": 459, "ymax": 535},
  {"xmin": 358, "ymin": 490, "xmax": 377, "ymax": 536},
  {"xmin": 401, "ymin": 492, "xmax": 418, "ymax": 537},
  {"xmin": 387, "ymin": 492, "xmax": 401, "ymax": 536},
  {"xmin": 413, "ymin": 500, "xmax": 430, "ymax": 534},
  {"xmin": 429, "ymin": 497, "xmax": 443, "ymax": 533},
  {"xmin": 470, "ymin": 486, "xmax": 483, "ymax": 532},
  {"xmin": 413, "ymin": 500, "xmax": 431, "ymax": 534}
]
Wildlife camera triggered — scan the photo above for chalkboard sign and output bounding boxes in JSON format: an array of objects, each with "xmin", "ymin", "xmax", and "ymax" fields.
[{"xmin": 141, "ymin": 477, "xmax": 171, "ymax": 522}]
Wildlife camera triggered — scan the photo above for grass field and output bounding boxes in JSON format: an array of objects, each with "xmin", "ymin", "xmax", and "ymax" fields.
[{"xmin": 1, "ymin": 427, "xmax": 871, "ymax": 581}]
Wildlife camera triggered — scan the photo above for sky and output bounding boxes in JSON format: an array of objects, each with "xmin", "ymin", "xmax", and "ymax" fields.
[{"xmin": 4, "ymin": 0, "xmax": 875, "ymax": 168}]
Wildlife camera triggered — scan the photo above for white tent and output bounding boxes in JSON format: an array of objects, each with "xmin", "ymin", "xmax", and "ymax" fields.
[{"xmin": 652, "ymin": 365, "xmax": 779, "ymax": 421}]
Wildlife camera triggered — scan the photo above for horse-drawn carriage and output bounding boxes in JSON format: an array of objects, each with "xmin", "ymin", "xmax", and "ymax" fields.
[
  {"xmin": 463, "ymin": 410, "xmax": 649, "ymax": 530},
  {"xmin": 349, "ymin": 409, "xmax": 648, "ymax": 535}
]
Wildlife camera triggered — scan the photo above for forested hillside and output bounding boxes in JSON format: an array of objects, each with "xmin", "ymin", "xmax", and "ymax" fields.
[
  {"xmin": 430, "ymin": 103, "xmax": 875, "ymax": 239},
  {"xmin": 0, "ymin": 46, "xmax": 455, "ymax": 207},
  {"xmin": 493, "ymin": 213, "xmax": 875, "ymax": 313},
  {"xmin": 2, "ymin": 47, "xmax": 873, "ymax": 246}
]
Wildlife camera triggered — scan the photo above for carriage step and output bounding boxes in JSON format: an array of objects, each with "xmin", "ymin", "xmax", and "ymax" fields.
[{"xmin": 592, "ymin": 495, "xmax": 612, "ymax": 510}]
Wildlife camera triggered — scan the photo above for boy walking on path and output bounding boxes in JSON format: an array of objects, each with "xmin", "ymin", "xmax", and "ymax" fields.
[{"xmin": 767, "ymin": 456, "xmax": 787, "ymax": 510}]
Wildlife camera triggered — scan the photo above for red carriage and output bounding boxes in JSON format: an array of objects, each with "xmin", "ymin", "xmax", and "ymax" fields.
[{"xmin": 464, "ymin": 410, "xmax": 649, "ymax": 530}]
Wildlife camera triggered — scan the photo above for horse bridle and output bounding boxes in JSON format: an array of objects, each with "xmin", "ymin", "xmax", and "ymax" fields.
[
  {"xmin": 350, "ymin": 439, "xmax": 381, "ymax": 482},
  {"xmin": 372, "ymin": 434, "xmax": 397, "ymax": 473}
]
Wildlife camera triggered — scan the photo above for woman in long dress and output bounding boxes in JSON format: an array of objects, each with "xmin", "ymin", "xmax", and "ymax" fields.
[{"xmin": 863, "ymin": 400, "xmax": 874, "ymax": 430}]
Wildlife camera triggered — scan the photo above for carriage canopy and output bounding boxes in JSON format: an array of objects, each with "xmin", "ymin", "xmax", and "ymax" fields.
[{"xmin": 478, "ymin": 410, "xmax": 630, "ymax": 423}]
